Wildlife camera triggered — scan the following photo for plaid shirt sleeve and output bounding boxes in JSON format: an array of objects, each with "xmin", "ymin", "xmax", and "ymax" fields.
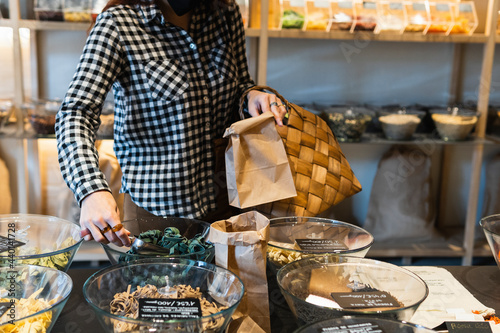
[{"xmin": 55, "ymin": 12, "xmax": 125, "ymax": 205}]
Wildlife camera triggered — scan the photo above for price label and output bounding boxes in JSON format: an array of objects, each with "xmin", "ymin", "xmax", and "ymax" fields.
[
  {"xmin": 338, "ymin": 1, "xmax": 353, "ymax": 9},
  {"xmin": 138, "ymin": 298, "xmax": 202, "ymax": 320},
  {"xmin": 363, "ymin": 1, "xmax": 377, "ymax": 10},
  {"xmin": 290, "ymin": 0, "xmax": 305, "ymax": 7},
  {"xmin": 412, "ymin": 3, "xmax": 426, "ymax": 11},
  {"xmin": 331, "ymin": 291, "xmax": 400, "ymax": 309},
  {"xmin": 435, "ymin": 3, "xmax": 450, "ymax": 12},
  {"xmin": 446, "ymin": 321, "xmax": 492, "ymax": 333},
  {"xmin": 314, "ymin": 0, "xmax": 330, "ymax": 8},
  {"xmin": 295, "ymin": 239, "xmax": 348, "ymax": 251},
  {"xmin": 389, "ymin": 2, "xmax": 403, "ymax": 10},
  {"xmin": 321, "ymin": 322, "xmax": 385, "ymax": 332},
  {"xmin": 0, "ymin": 236, "xmax": 26, "ymax": 254},
  {"xmin": 458, "ymin": 3, "xmax": 473, "ymax": 13}
]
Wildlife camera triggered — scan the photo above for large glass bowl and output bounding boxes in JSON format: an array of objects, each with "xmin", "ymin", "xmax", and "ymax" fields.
[
  {"xmin": 323, "ymin": 106, "xmax": 374, "ymax": 142},
  {"xmin": 0, "ymin": 214, "xmax": 83, "ymax": 272},
  {"xmin": 267, "ymin": 217, "xmax": 373, "ymax": 274},
  {"xmin": 294, "ymin": 316, "xmax": 438, "ymax": 332},
  {"xmin": 101, "ymin": 217, "xmax": 215, "ymax": 265},
  {"xmin": 480, "ymin": 214, "xmax": 500, "ymax": 269},
  {"xmin": 83, "ymin": 258, "xmax": 244, "ymax": 333},
  {"xmin": 0, "ymin": 265, "xmax": 73, "ymax": 331},
  {"xmin": 277, "ymin": 255, "xmax": 429, "ymax": 326}
]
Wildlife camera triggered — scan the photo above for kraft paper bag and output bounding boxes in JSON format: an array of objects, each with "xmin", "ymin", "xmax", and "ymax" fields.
[
  {"xmin": 223, "ymin": 112, "xmax": 297, "ymax": 209},
  {"xmin": 208, "ymin": 211, "xmax": 271, "ymax": 333}
]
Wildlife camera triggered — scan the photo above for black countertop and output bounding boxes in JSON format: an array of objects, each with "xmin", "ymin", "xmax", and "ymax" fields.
[{"xmin": 50, "ymin": 265, "xmax": 500, "ymax": 333}]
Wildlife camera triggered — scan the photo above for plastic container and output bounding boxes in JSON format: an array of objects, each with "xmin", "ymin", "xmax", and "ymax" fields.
[
  {"xmin": 330, "ymin": 0, "xmax": 355, "ymax": 31},
  {"xmin": 352, "ymin": 0, "xmax": 378, "ymax": 32},
  {"xmin": 294, "ymin": 316, "xmax": 439, "ymax": 332},
  {"xmin": 101, "ymin": 217, "xmax": 215, "ymax": 265},
  {"xmin": 404, "ymin": 1, "xmax": 430, "ymax": 33},
  {"xmin": 280, "ymin": 0, "xmax": 306, "ymax": 29},
  {"xmin": 324, "ymin": 106, "xmax": 374, "ymax": 142},
  {"xmin": 267, "ymin": 217, "xmax": 373, "ymax": 274},
  {"xmin": 479, "ymin": 214, "xmax": 500, "ymax": 270},
  {"xmin": 83, "ymin": 258, "xmax": 244, "ymax": 333},
  {"xmin": 378, "ymin": 109, "xmax": 425, "ymax": 140},
  {"xmin": 277, "ymin": 255, "xmax": 429, "ymax": 326},
  {"xmin": 450, "ymin": 1, "xmax": 478, "ymax": 35},
  {"xmin": 375, "ymin": 0, "xmax": 406, "ymax": 34},
  {"xmin": 34, "ymin": 0, "xmax": 64, "ymax": 21},
  {"xmin": 426, "ymin": 1, "xmax": 454, "ymax": 35},
  {"xmin": 305, "ymin": 0, "xmax": 331, "ymax": 31},
  {"xmin": 63, "ymin": 0, "xmax": 92, "ymax": 22},
  {"xmin": 0, "ymin": 214, "xmax": 83, "ymax": 272},
  {"xmin": 0, "ymin": 265, "xmax": 73, "ymax": 331},
  {"xmin": 430, "ymin": 107, "xmax": 479, "ymax": 141}
]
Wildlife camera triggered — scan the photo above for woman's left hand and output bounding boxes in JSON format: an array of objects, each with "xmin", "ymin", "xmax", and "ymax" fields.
[{"xmin": 246, "ymin": 90, "xmax": 287, "ymax": 126}]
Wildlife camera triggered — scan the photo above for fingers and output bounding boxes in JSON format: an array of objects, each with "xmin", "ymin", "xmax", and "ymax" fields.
[
  {"xmin": 80, "ymin": 220, "xmax": 131, "ymax": 247},
  {"xmin": 269, "ymin": 99, "xmax": 287, "ymax": 127}
]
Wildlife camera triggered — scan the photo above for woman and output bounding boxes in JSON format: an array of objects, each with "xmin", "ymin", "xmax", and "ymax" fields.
[{"xmin": 55, "ymin": 0, "xmax": 286, "ymax": 247}]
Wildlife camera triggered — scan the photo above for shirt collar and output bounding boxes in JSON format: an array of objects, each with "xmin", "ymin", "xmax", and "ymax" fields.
[{"xmin": 135, "ymin": 1, "xmax": 211, "ymax": 28}]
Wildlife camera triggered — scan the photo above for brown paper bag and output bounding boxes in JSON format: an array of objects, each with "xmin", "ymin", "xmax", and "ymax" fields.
[
  {"xmin": 223, "ymin": 112, "xmax": 297, "ymax": 209},
  {"xmin": 208, "ymin": 211, "xmax": 271, "ymax": 333}
]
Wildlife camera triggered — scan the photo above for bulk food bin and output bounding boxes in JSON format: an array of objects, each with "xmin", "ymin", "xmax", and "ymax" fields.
[
  {"xmin": 101, "ymin": 217, "xmax": 215, "ymax": 265},
  {"xmin": 0, "ymin": 214, "xmax": 83, "ymax": 272},
  {"xmin": 83, "ymin": 258, "xmax": 244, "ymax": 332},
  {"xmin": 267, "ymin": 217, "xmax": 373, "ymax": 274}
]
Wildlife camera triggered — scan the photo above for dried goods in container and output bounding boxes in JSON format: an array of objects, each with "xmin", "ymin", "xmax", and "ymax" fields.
[
  {"xmin": 375, "ymin": 0, "xmax": 406, "ymax": 34},
  {"xmin": 34, "ymin": 0, "xmax": 64, "ymax": 21},
  {"xmin": 330, "ymin": 0, "xmax": 355, "ymax": 31},
  {"xmin": 404, "ymin": 1, "xmax": 430, "ymax": 33},
  {"xmin": 427, "ymin": 2, "xmax": 454, "ymax": 35},
  {"xmin": 305, "ymin": 0, "xmax": 331, "ymax": 31},
  {"xmin": 352, "ymin": 0, "xmax": 378, "ymax": 32},
  {"xmin": 280, "ymin": 0, "xmax": 306, "ymax": 29},
  {"xmin": 450, "ymin": 1, "xmax": 478, "ymax": 35}
]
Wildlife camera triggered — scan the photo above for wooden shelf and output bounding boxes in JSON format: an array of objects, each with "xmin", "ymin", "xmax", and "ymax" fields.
[
  {"xmin": 268, "ymin": 29, "xmax": 488, "ymax": 43},
  {"xmin": 19, "ymin": 19, "xmax": 91, "ymax": 31}
]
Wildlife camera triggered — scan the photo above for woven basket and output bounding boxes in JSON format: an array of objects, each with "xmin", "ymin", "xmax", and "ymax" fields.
[{"xmin": 240, "ymin": 86, "xmax": 362, "ymax": 217}]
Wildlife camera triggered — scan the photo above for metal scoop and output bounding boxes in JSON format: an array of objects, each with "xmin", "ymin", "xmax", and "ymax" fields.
[{"xmin": 128, "ymin": 236, "xmax": 171, "ymax": 255}]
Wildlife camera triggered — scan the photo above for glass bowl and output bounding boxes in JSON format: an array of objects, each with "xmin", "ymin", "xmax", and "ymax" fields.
[
  {"xmin": 101, "ymin": 217, "xmax": 215, "ymax": 265},
  {"xmin": 294, "ymin": 316, "xmax": 438, "ymax": 332},
  {"xmin": 430, "ymin": 107, "xmax": 479, "ymax": 141},
  {"xmin": 323, "ymin": 106, "xmax": 374, "ymax": 142},
  {"xmin": 83, "ymin": 258, "xmax": 244, "ymax": 333},
  {"xmin": 0, "ymin": 214, "xmax": 83, "ymax": 272},
  {"xmin": 277, "ymin": 255, "xmax": 429, "ymax": 326},
  {"xmin": 480, "ymin": 214, "xmax": 500, "ymax": 269},
  {"xmin": 23, "ymin": 99, "xmax": 61, "ymax": 135},
  {"xmin": 0, "ymin": 264, "xmax": 73, "ymax": 331},
  {"xmin": 267, "ymin": 217, "xmax": 373, "ymax": 274},
  {"xmin": 377, "ymin": 109, "xmax": 426, "ymax": 140}
]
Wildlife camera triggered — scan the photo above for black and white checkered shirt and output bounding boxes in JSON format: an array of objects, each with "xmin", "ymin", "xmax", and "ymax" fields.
[{"xmin": 56, "ymin": 1, "xmax": 254, "ymax": 218}]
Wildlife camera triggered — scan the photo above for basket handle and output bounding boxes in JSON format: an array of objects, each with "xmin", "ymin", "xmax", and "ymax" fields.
[{"xmin": 239, "ymin": 85, "xmax": 294, "ymax": 121}]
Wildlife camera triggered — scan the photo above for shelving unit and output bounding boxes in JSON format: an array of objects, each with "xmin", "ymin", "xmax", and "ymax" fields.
[{"xmin": 1, "ymin": 0, "xmax": 499, "ymax": 265}]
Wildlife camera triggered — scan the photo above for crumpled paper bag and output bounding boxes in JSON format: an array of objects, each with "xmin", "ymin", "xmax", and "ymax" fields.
[
  {"xmin": 223, "ymin": 112, "xmax": 296, "ymax": 209},
  {"xmin": 208, "ymin": 211, "xmax": 271, "ymax": 333}
]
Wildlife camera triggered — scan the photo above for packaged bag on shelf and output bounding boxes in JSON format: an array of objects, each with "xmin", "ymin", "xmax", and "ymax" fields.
[{"xmin": 363, "ymin": 145, "xmax": 440, "ymax": 242}]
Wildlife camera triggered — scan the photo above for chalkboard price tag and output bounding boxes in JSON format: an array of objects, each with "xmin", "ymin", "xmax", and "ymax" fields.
[
  {"xmin": 320, "ymin": 321, "xmax": 385, "ymax": 332},
  {"xmin": 138, "ymin": 298, "xmax": 202, "ymax": 320},
  {"xmin": 0, "ymin": 235, "xmax": 26, "ymax": 254},
  {"xmin": 445, "ymin": 321, "xmax": 492, "ymax": 333},
  {"xmin": 331, "ymin": 291, "xmax": 400, "ymax": 309},
  {"xmin": 295, "ymin": 239, "xmax": 348, "ymax": 251}
]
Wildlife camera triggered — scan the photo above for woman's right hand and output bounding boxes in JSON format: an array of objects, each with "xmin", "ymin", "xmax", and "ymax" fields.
[{"xmin": 79, "ymin": 190, "xmax": 131, "ymax": 247}]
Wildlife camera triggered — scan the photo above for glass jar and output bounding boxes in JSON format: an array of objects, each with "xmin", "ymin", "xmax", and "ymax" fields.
[{"xmin": 280, "ymin": 0, "xmax": 306, "ymax": 29}]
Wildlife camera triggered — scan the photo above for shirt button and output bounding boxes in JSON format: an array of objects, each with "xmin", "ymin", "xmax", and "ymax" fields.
[
  {"xmin": 197, "ymin": 69, "xmax": 203, "ymax": 74},
  {"xmin": 205, "ymin": 122, "xmax": 210, "ymax": 130},
  {"xmin": 189, "ymin": 43, "xmax": 196, "ymax": 50},
  {"xmin": 203, "ymin": 96, "xmax": 209, "ymax": 102}
]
